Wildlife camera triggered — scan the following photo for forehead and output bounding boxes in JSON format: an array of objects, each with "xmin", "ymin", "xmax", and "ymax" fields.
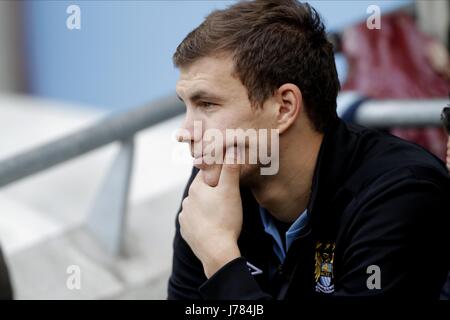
[{"xmin": 176, "ymin": 55, "xmax": 243, "ymax": 98}]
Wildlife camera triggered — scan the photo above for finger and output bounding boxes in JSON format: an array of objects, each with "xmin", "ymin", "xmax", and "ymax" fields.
[
  {"xmin": 219, "ymin": 146, "xmax": 241, "ymax": 188},
  {"xmin": 190, "ymin": 169, "xmax": 210, "ymax": 193}
]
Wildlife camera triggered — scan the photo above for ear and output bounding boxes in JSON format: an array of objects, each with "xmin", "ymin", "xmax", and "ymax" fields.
[{"xmin": 273, "ymin": 83, "xmax": 302, "ymax": 134}]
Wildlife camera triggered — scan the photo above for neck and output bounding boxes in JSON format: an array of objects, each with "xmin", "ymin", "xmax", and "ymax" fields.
[{"xmin": 251, "ymin": 124, "xmax": 323, "ymax": 223}]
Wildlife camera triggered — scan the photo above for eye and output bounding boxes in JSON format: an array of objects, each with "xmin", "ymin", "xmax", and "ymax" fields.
[{"xmin": 197, "ymin": 101, "xmax": 216, "ymax": 108}]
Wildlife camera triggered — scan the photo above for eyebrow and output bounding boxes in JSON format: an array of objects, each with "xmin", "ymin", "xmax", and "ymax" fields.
[{"xmin": 177, "ymin": 90, "xmax": 224, "ymax": 103}]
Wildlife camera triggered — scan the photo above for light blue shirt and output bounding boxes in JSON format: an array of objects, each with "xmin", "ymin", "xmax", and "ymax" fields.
[{"xmin": 259, "ymin": 207, "xmax": 309, "ymax": 263}]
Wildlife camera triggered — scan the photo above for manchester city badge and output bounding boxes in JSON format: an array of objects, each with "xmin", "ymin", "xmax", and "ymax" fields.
[{"xmin": 314, "ymin": 242, "xmax": 335, "ymax": 294}]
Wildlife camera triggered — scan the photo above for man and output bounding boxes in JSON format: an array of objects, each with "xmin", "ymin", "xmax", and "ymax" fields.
[{"xmin": 168, "ymin": 0, "xmax": 450, "ymax": 299}]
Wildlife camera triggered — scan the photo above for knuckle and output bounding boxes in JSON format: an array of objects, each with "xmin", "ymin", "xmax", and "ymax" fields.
[
  {"xmin": 182, "ymin": 197, "xmax": 189, "ymax": 208},
  {"xmin": 178, "ymin": 214, "xmax": 187, "ymax": 240}
]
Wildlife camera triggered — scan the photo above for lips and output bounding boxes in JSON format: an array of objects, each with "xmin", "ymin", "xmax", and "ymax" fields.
[
  {"xmin": 192, "ymin": 153, "xmax": 204, "ymax": 160},
  {"xmin": 193, "ymin": 155, "xmax": 208, "ymax": 169},
  {"xmin": 193, "ymin": 154, "xmax": 204, "ymax": 162}
]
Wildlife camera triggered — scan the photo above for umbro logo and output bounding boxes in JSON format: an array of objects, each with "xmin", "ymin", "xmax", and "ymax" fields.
[{"xmin": 246, "ymin": 262, "xmax": 263, "ymax": 276}]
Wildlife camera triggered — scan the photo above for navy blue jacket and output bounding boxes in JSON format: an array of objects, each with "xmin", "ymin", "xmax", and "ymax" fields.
[{"xmin": 168, "ymin": 118, "xmax": 450, "ymax": 299}]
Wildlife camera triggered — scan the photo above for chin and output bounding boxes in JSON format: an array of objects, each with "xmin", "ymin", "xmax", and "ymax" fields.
[
  {"xmin": 197, "ymin": 163, "xmax": 259, "ymax": 188},
  {"xmin": 200, "ymin": 164, "xmax": 222, "ymax": 187},
  {"xmin": 203, "ymin": 172, "xmax": 219, "ymax": 187}
]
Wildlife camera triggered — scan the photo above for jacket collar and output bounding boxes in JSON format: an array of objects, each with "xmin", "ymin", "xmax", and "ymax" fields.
[{"xmin": 307, "ymin": 118, "xmax": 361, "ymax": 240}]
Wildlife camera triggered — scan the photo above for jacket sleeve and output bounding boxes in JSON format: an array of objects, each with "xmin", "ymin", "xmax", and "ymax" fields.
[
  {"xmin": 167, "ymin": 167, "xmax": 271, "ymax": 300},
  {"xmin": 198, "ymin": 257, "xmax": 272, "ymax": 300},
  {"xmin": 334, "ymin": 170, "xmax": 450, "ymax": 299}
]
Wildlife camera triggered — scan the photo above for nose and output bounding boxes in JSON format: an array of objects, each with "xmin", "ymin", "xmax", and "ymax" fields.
[{"xmin": 176, "ymin": 110, "xmax": 202, "ymax": 144}]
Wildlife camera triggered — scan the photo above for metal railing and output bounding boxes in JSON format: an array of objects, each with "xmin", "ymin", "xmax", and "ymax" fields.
[
  {"xmin": 0, "ymin": 95, "xmax": 184, "ymax": 188},
  {"xmin": 355, "ymin": 99, "xmax": 448, "ymax": 128},
  {"xmin": 0, "ymin": 95, "xmax": 185, "ymax": 255}
]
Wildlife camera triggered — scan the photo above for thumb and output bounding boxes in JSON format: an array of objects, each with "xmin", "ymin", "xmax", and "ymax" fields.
[{"xmin": 219, "ymin": 146, "xmax": 241, "ymax": 188}]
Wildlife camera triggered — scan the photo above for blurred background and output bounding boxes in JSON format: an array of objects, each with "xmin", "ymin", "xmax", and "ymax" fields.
[{"xmin": 0, "ymin": 0, "xmax": 448, "ymax": 299}]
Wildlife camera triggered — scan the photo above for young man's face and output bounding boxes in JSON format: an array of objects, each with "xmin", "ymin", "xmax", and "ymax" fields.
[{"xmin": 176, "ymin": 54, "xmax": 275, "ymax": 187}]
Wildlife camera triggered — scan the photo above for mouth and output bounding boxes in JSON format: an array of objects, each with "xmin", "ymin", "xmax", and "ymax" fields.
[
  {"xmin": 192, "ymin": 153, "xmax": 204, "ymax": 160},
  {"xmin": 192, "ymin": 154, "xmax": 208, "ymax": 169},
  {"xmin": 191, "ymin": 144, "xmax": 246, "ymax": 169}
]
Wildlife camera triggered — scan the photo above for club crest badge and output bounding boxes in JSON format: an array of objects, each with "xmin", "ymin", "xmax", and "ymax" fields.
[{"xmin": 314, "ymin": 242, "xmax": 335, "ymax": 294}]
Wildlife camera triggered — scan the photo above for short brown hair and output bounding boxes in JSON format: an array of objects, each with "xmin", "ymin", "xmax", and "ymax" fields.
[{"xmin": 173, "ymin": 0, "xmax": 340, "ymax": 132}]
